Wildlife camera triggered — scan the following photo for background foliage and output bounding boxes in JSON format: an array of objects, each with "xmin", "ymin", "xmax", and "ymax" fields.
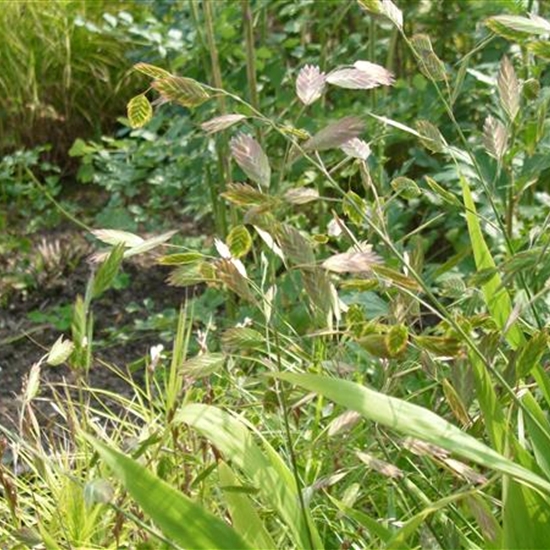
[{"xmin": 2, "ymin": 1, "xmax": 550, "ymax": 549}]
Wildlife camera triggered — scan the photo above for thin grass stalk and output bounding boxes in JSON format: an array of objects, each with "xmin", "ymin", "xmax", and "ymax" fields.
[
  {"xmin": 268, "ymin": 296, "xmax": 315, "ymax": 550},
  {"xmin": 201, "ymin": 0, "xmax": 240, "ymax": 321},
  {"xmin": 242, "ymin": 0, "xmax": 261, "ymax": 142},
  {"xmin": 199, "ymin": 0, "xmax": 231, "ymax": 238}
]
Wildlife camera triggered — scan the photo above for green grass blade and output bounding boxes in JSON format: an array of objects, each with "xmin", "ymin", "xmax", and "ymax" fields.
[
  {"xmin": 386, "ymin": 489, "xmax": 491, "ymax": 549},
  {"xmin": 467, "ymin": 351, "xmax": 508, "ymax": 453},
  {"xmin": 175, "ymin": 403, "xmax": 323, "ymax": 550},
  {"xmin": 461, "ymin": 176, "xmax": 524, "ymax": 349},
  {"xmin": 503, "ymin": 480, "xmax": 550, "ymax": 550},
  {"xmin": 327, "ymin": 495, "xmax": 394, "ymax": 545},
  {"xmin": 218, "ymin": 461, "xmax": 276, "ymax": 549},
  {"xmin": 271, "ymin": 372, "xmax": 550, "ymax": 495},
  {"xmin": 86, "ymin": 435, "xmax": 251, "ymax": 550}
]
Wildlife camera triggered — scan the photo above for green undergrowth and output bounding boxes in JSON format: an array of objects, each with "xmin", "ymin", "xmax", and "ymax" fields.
[{"xmin": 2, "ymin": 1, "xmax": 550, "ymax": 549}]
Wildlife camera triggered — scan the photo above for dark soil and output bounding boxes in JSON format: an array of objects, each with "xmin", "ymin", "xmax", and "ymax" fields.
[{"xmin": 0, "ymin": 229, "xmax": 198, "ymax": 429}]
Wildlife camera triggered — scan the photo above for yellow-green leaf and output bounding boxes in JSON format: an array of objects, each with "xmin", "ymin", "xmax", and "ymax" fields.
[
  {"xmin": 127, "ymin": 94, "xmax": 153, "ymax": 129},
  {"xmin": 227, "ymin": 225, "xmax": 252, "ymax": 258}
]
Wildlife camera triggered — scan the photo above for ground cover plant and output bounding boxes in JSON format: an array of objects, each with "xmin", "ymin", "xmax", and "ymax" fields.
[{"xmin": 2, "ymin": 0, "xmax": 550, "ymax": 548}]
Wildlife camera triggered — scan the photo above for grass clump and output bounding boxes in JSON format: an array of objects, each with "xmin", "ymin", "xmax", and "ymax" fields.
[{"xmin": 3, "ymin": 1, "xmax": 550, "ymax": 549}]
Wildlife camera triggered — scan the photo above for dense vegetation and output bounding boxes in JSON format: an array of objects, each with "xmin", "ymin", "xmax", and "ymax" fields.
[{"xmin": 2, "ymin": 0, "xmax": 550, "ymax": 548}]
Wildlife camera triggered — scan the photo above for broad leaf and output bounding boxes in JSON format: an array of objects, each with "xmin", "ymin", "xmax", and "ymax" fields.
[{"xmin": 218, "ymin": 462, "xmax": 276, "ymax": 550}]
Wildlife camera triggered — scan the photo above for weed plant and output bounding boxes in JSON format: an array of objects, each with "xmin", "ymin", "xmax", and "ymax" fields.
[{"xmin": 2, "ymin": 1, "xmax": 550, "ymax": 549}]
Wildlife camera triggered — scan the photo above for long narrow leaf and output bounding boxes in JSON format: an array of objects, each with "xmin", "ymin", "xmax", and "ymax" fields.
[
  {"xmin": 271, "ymin": 372, "xmax": 550, "ymax": 495},
  {"xmin": 175, "ymin": 404, "xmax": 322, "ymax": 550},
  {"xmin": 218, "ymin": 461, "xmax": 276, "ymax": 549},
  {"xmin": 86, "ymin": 436, "xmax": 251, "ymax": 550},
  {"xmin": 461, "ymin": 176, "xmax": 523, "ymax": 348}
]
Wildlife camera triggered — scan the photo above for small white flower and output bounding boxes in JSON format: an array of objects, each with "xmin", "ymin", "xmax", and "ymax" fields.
[{"xmin": 149, "ymin": 344, "xmax": 164, "ymax": 370}]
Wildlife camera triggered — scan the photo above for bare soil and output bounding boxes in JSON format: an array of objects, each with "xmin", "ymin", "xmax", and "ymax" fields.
[{"xmin": 0, "ymin": 230, "xmax": 195, "ymax": 429}]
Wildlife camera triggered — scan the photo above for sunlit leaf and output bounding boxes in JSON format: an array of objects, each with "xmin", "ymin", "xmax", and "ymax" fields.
[
  {"xmin": 218, "ymin": 462, "xmax": 276, "ymax": 550},
  {"xmin": 271, "ymin": 372, "xmax": 550, "ymax": 495},
  {"xmin": 176, "ymin": 404, "xmax": 323, "ymax": 549},
  {"xmin": 369, "ymin": 113, "xmax": 422, "ymax": 137}
]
